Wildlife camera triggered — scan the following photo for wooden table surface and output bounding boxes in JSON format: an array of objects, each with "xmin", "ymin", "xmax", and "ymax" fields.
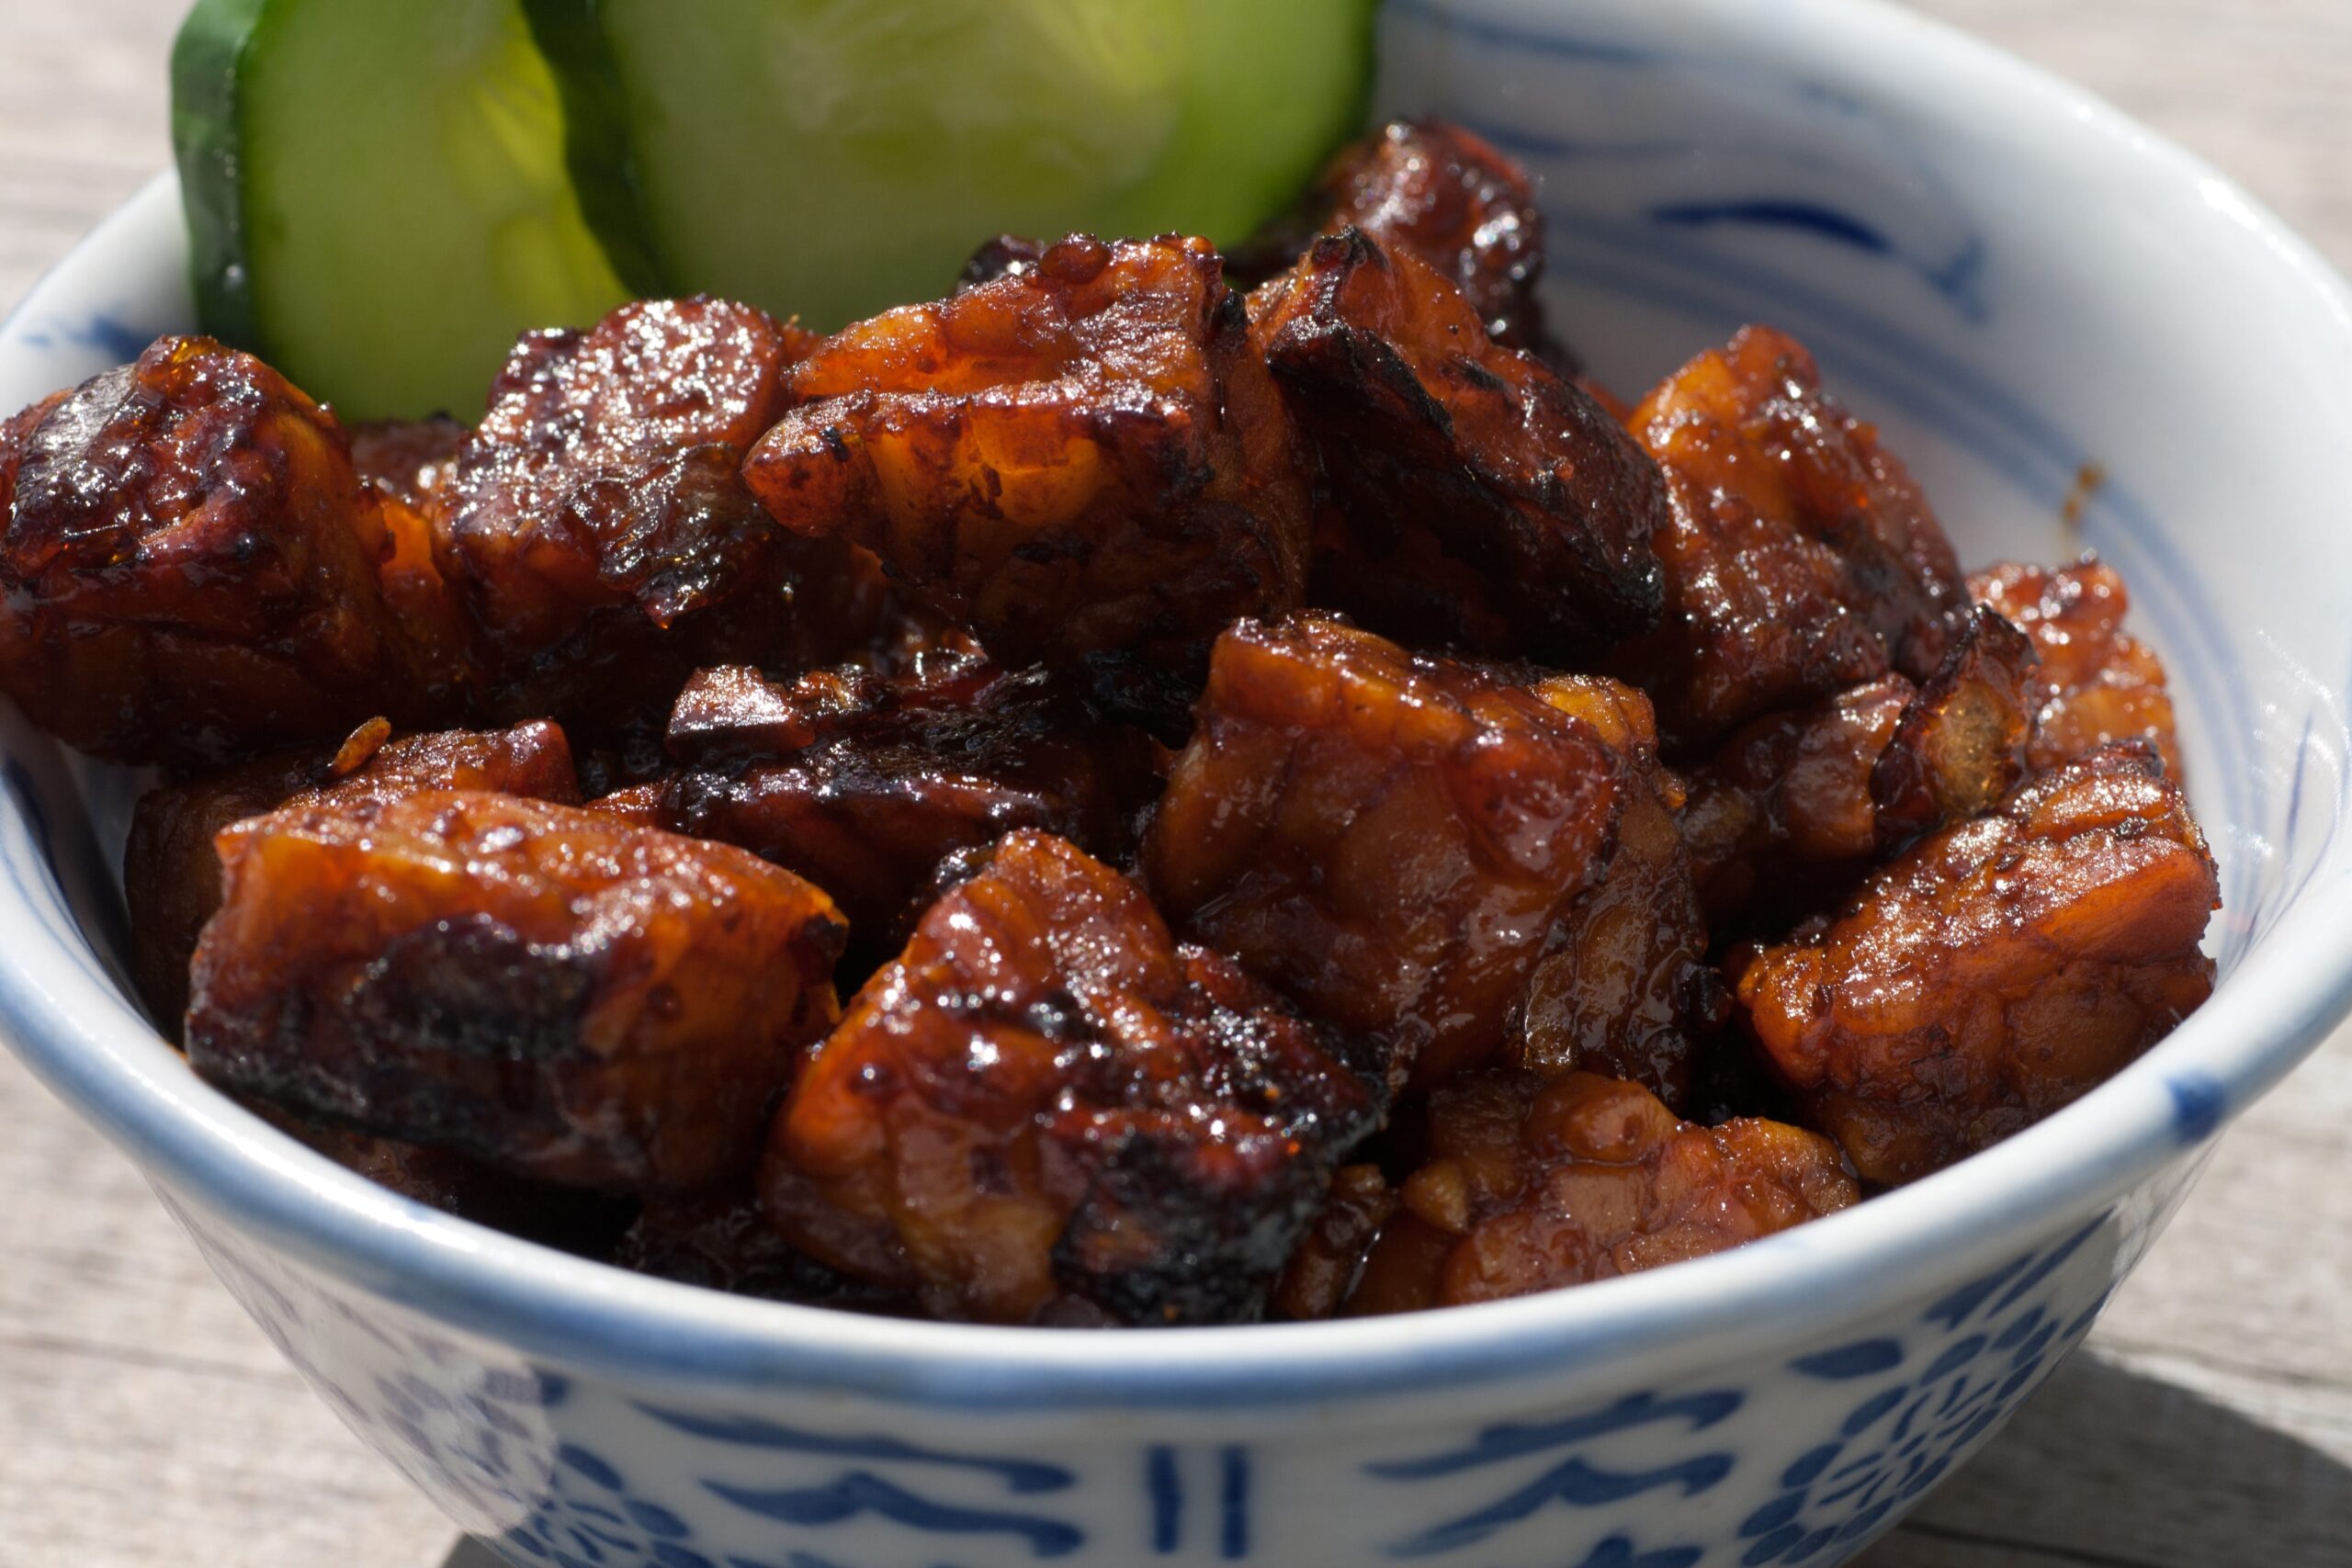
[{"xmin": 1, "ymin": 4, "xmax": 2346, "ymax": 1565}]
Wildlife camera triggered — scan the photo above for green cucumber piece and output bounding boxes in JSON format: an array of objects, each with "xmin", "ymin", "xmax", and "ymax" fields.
[
  {"xmin": 527, "ymin": 0, "xmax": 1377, "ymax": 331},
  {"xmin": 173, "ymin": 0, "xmax": 630, "ymax": 419}
]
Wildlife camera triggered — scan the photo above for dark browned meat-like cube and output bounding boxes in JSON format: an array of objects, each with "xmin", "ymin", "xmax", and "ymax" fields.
[
  {"xmin": 1681, "ymin": 675, "xmax": 1916, "ymax": 926},
  {"xmin": 1339, "ymin": 1071, "xmax": 1857, "ymax": 1314},
  {"xmin": 1971, "ymin": 557, "xmax": 2183, "ymax": 778},
  {"xmin": 763, "ymin": 830, "xmax": 1376, "ymax": 1325},
  {"xmin": 348, "ymin": 416, "xmax": 477, "ymax": 704},
  {"xmin": 1254, "ymin": 228, "xmax": 1666, "ymax": 661},
  {"xmin": 661, "ymin": 660, "xmax": 1159, "ymax": 959},
  {"xmin": 0, "ymin": 338, "xmax": 434, "ymax": 763},
  {"xmin": 0, "ymin": 389, "xmax": 65, "ymax": 515},
  {"xmin": 443, "ymin": 298, "xmax": 818, "ymax": 728},
  {"xmin": 1615, "ymin": 325, "xmax": 1970, "ymax": 751},
  {"xmin": 1735, "ymin": 743, "xmax": 2220, "ymax": 1186},
  {"xmin": 1144, "ymin": 615, "xmax": 1630, "ymax": 1092},
  {"xmin": 1508, "ymin": 674, "xmax": 1719, "ymax": 1109},
  {"xmin": 187, "ymin": 790, "xmax": 844, "ymax": 1192},
  {"xmin": 742, "ymin": 235, "xmax": 1311, "ymax": 722},
  {"xmin": 1236, "ymin": 120, "xmax": 1559, "ymax": 362},
  {"xmin": 1869, "ymin": 604, "xmax": 2040, "ymax": 850},
  {"xmin": 1271, "ymin": 1163, "xmax": 1399, "ymax": 1321},
  {"xmin": 123, "ymin": 719, "xmax": 582, "ymax": 1031}
]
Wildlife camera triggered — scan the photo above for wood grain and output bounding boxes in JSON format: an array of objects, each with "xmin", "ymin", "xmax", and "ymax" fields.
[{"xmin": 0, "ymin": 4, "xmax": 2344, "ymax": 1566}]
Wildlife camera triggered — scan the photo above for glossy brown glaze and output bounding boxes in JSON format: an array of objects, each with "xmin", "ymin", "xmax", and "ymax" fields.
[
  {"xmin": 1971, "ymin": 556, "xmax": 2183, "ymax": 778},
  {"xmin": 660, "ymin": 660, "xmax": 1159, "ymax": 960},
  {"xmin": 1615, "ymin": 325, "xmax": 1970, "ymax": 751},
  {"xmin": 187, "ymin": 790, "xmax": 844, "ymax": 1192},
  {"xmin": 1510, "ymin": 674, "xmax": 1720, "ymax": 1109},
  {"xmin": 1870, "ymin": 604, "xmax": 2041, "ymax": 852},
  {"xmin": 1681, "ymin": 675, "xmax": 1916, "ymax": 927},
  {"xmin": 0, "ymin": 338, "xmax": 436, "ymax": 762},
  {"xmin": 764, "ymin": 830, "xmax": 1377, "ymax": 1325},
  {"xmin": 348, "ymin": 416, "xmax": 469, "ymax": 502},
  {"xmin": 1253, "ymin": 228, "xmax": 1667, "ymax": 661},
  {"xmin": 124, "ymin": 718, "xmax": 582, "ymax": 1031},
  {"xmin": 1736, "ymin": 743, "xmax": 2219, "ymax": 1186},
  {"xmin": 1144, "ymin": 615, "xmax": 1629, "ymax": 1092},
  {"xmin": 345, "ymin": 414, "xmax": 477, "ymax": 698},
  {"xmin": 1338, "ymin": 1071, "xmax": 1857, "ymax": 1314},
  {"xmin": 582, "ymin": 779, "xmax": 671, "ymax": 828},
  {"xmin": 743, "ymin": 235, "xmax": 1311, "ymax": 725},
  {"xmin": 0, "ymin": 389, "xmax": 65, "ymax": 517},
  {"xmin": 443, "ymin": 298, "xmax": 817, "ymax": 731},
  {"xmin": 1272, "ymin": 1163, "xmax": 1397, "ymax": 1321},
  {"xmin": 1236, "ymin": 120, "xmax": 1562, "ymax": 361}
]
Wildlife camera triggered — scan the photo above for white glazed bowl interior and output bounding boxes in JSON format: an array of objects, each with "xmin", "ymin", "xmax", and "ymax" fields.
[{"xmin": 3, "ymin": 0, "xmax": 2350, "ymax": 1563}]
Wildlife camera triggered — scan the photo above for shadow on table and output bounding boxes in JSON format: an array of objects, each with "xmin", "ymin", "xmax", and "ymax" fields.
[{"xmin": 441, "ymin": 1349, "xmax": 2352, "ymax": 1568}]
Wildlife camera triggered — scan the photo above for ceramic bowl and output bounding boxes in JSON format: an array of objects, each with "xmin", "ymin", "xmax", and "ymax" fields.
[{"xmin": 6, "ymin": 2, "xmax": 2351, "ymax": 1564}]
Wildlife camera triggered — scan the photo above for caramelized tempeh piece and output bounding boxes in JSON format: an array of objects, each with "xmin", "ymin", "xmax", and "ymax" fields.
[
  {"xmin": 346, "ymin": 415, "xmax": 478, "ymax": 705},
  {"xmin": 443, "ymin": 298, "xmax": 818, "ymax": 729},
  {"xmin": 1971, "ymin": 557, "xmax": 2183, "ymax": 778},
  {"xmin": 1272, "ymin": 1163, "xmax": 1398, "ymax": 1321},
  {"xmin": 764, "ymin": 831, "xmax": 1376, "ymax": 1325},
  {"xmin": 744, "ymin": 235, "xmax": 1311, "ymax": 723},
  {"xmin": 1870, "ymin": 604, "xmax": 2040, "ymax": 851},
  {"xmin": 1681, "ymin": 675, "xmax": 1916, "ymax": 926},
  {"xmin": 1510, "ymin": 675, "xmax": 1719, "ymax": 1109},
  {"xmin": 0, "ymin": 338, "xmax": 436, "ymax": 762},
  {"xmin": 0, "ymin": 390, "xmax": 65, "ymax": 516},
  {"xmin": 1144, "ymin": 615, "xmax": 1630, "ymax": 1092},
  {"xmin": 1735, "ymin": 743, "xmax": 2219, "ymax": 1186},
  {"xmin": 1254, "ymin": 228, "xmax": 1666, "ymax": 661},
  {"xmin": 1615, "ymin": 325, "xmax": 1969, "ymax": 751},
  {"xmin": 661, "ymin": 660, "xmax": 1159, "ymax": 958},
  {"xmin": 1341, "ymin": 1071, "xmax": 1857, "ymax": 1314},
  {"xmin": 187, "ymin": 791, "xmax": 844, "ymax": 1192},
  {"xmin": 125, "ymin": 718, "xmax": 582, "ymax": 1031},
  {"xmin": 348, "ymin": 416, "xmax": 468, "ymax": 505},
  {"xmin": 1237, "ymin": 119, "xmax": 1560, "ymax": 360}
]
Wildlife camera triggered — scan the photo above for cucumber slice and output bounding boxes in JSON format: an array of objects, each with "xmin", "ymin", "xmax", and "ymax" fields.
[
  {"xmin": 527, "ymin": 0, "xmax": 1376, "ymax": 331},
  {"xmin": 174, "ymin": 0, "xmax": 630, "ymax": 420}
]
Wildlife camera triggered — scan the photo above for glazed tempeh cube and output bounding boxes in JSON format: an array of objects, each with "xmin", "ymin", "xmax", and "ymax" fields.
[
  {"xmin": 1341, "ymin": 1070, "xmax": 1858, "ymax": 1314},
  {"xmin": 743, "ymin": 235, "xmax": 1312, "ymax": 723},
  {"xmin": 1144, "ymin": 615, "xmax": 1633, "ymax": 1091},
  {"xmin": 1736, "ymin": 743, "xmax": 2219, "ymax": 1185},
  {"xmin": 1253, "ymin": 228, "xmax": 1667, "ymax": 661},
  {"xmin": 125, "ymin": 718, "xmax": 582, "ymax": 1030},
  {"xmin": 764, "ymin": 830, "xmax": 1376, "ymax": 1325},
  {"xmin": 187, "ymin": 790, "xmax": 843, "ymax": 1191},
  {"xmin": 443, "ymin": 297, "xmax": 818, "ymax": 728},
  {"xmin": 1614, "ymin": 325, "xmax": 1970, "ymax": 750},
  {"xmin": 0, "ymin": 337, "xmax": 435, "ymax": 762}
]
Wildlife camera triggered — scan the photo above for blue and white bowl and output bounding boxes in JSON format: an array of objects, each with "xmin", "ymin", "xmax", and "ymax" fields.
[{"xmin": 5, "ymin": 2, "xmax": 2350, "ymax": 1564}]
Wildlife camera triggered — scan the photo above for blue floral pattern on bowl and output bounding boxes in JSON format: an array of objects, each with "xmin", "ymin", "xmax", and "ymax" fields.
[{"xmin": 156, "ymin": 1178, "xmax": 2162, "ymax": 1568}]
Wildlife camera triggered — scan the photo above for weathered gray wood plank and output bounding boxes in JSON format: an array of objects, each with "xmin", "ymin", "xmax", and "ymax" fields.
[{"xmin": 0, "ymin": 4, "xmax": 2344, "ymax": 1565}]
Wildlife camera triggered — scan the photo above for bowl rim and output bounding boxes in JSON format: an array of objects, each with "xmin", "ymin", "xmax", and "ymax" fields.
[{"xmin": 6, "ymin": 0, "xmax": 2352, "ymax": 1416}]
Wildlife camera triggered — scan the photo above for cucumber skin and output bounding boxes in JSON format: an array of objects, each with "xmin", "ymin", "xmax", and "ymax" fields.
[
  {"xmin": 528, "ymin": 0, "xmax": 1381, "ymax": 317},
  {"xmin": 171, "ymin": 0, "xmax": 275, "ymax": 355},
  {"xmin": 519, "ymin": 0, "xmax": 666, "ymax": 298}
]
